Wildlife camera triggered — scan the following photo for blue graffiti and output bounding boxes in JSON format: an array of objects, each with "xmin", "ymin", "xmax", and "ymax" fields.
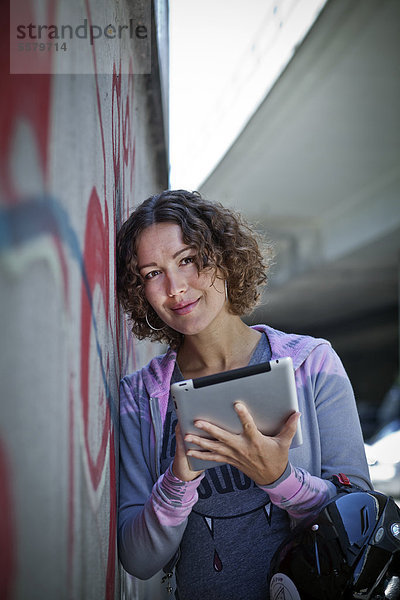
[{"xmin": 0, "ymin": 195, "xmax": 118, "ymax": 427}]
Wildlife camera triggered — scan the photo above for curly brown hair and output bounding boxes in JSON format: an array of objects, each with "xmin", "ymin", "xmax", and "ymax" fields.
[{"xmin": 116, "ymin": 189, "xmax": 274, "ymax": 349}]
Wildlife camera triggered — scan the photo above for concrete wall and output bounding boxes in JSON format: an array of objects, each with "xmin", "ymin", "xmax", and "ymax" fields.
[{"xmin": 0, "ymin": 1, "xmax": 168, "ymax": 598}]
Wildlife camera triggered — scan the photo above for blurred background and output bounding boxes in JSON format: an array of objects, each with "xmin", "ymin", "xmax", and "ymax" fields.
[
  {"xmin": 1, "ymin": 0, "xmax": 399, "ymax": 599},
  {"xmin": 170, "ymin": 0, "xmax": 400, "ymax": 503}
]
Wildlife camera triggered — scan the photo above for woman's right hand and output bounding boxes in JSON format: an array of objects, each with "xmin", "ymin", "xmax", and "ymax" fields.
[{"xmin": 172, "ymin": 422, "xmax": 204, "ymax": 482}]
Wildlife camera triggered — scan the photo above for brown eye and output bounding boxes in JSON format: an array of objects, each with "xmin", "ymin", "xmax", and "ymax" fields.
[
  {"xmin": 181, "ymin": 256, "xmax": 195, "ymax": 265},
  {"xmin": 144, "ymin": 270, "xmax": 161, "ymax": 280}
]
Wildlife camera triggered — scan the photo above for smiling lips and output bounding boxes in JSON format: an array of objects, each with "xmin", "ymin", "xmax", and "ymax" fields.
[{"xmin": 170, "ymin": 298, "xmax": 200, "ymax": 315}]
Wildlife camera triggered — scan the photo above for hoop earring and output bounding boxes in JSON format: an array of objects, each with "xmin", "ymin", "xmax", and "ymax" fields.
[{"xmin": 145, "ymin": 311, "xmax": 166, "ymax": 331}]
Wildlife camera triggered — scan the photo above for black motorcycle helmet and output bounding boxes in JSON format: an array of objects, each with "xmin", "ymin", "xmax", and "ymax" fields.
[{"xmin": 269, "ymin": 488, "xmax": 400, "ymax": 600}]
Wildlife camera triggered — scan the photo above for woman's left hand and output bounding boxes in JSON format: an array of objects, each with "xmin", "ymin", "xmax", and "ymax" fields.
[{"xmin": 184, "ymin": 402, "xmax": 301, "ymax": 486}]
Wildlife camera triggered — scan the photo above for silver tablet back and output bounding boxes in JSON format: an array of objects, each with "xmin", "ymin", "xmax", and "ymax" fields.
[{"xmin": 171, "ymin": 357, "xmax": 302, "ymax": 471}]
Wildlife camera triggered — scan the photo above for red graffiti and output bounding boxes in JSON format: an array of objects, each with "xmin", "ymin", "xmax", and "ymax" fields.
[
  {"xmin": 0, "ymin": 440, "xmax": 16, "ymax": 600},
  {"xmin": 0, "ymin": 0, "xmax": 55, "ymax": 202},
  {"xmin": 79, "ymin": 186, "xmax": 117, "ymax": 597},
  {"xmin": 80, "ymin": 187, "xmax": 111, "ymax": 490},
  {"xmin": 1, "ymin": 1, "xmax": 139, "ymax": 597},
  {"xmin": 67, "ymin": 379, "xmax": 75, "ymax": 596},
  {"xmin": 106, "ymin": 429, "xmax": 117, "ymax": 600},
  {"xmin": 111, "ymin": 59, "xmax": 137, "ymax": 375},
  {"xmin": 112, "ymin": 61, "xmax": 122, "ymax": 194}
]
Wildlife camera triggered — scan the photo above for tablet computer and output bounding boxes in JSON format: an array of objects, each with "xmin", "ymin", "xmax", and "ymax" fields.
[{"xmin": 171, "ymin": 356, "xmax": 302, "ymax": 471}]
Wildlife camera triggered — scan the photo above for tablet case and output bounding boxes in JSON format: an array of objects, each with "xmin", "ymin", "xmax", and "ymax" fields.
[{"xmin": 171, "ymin": 356, "xmax": 302, "ymax": 471}]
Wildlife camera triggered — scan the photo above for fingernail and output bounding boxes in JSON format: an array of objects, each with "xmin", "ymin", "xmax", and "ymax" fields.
[
  {"xmin": 194, "ymin": 421, "xmax": 203, "ymax": 429},
  {"xmin": 234, "ymin": 402, "xmax": 244, "ymax": 410}
]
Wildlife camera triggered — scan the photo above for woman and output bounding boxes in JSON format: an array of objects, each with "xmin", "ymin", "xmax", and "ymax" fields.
[{"xmin": 116, "ymin": 189, "xmax": 371, "ymax": 600}]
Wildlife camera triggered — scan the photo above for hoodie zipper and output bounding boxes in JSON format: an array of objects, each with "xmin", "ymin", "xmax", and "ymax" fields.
[{"xmin": 149, "ymin": 396, "xmax": 161, "ymax": 479}]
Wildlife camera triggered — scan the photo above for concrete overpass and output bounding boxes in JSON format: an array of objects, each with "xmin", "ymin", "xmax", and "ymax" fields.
[{"xmin": 200, "ymin": 0, "xmax": 400, "ymax": 414}]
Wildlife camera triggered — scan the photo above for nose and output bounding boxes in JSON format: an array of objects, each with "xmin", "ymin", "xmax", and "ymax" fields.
[{"xmin": 166, "ymin": 270, "xmax": 187, "ymax": 297}]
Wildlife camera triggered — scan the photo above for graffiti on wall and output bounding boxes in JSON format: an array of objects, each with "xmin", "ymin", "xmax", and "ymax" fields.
[{"xmin": 0, "ymin": 0, "xmax": 151, "ymax": 597}]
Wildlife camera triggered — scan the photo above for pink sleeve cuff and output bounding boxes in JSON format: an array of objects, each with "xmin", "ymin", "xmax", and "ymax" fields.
[
  {"xmin": 160, "ymin": 464, "xmax": 205, "ymax": 504},
  {"xmin": 258, "ymin": 463, "xmax": 302, "ymax": 503},
  {"xmin": 258, "ymin": 463, "xmax": 336, "ymax": 520},
  {"xmin": 151, "ymin": 464, "xmax": 204, "ymax": 526}
]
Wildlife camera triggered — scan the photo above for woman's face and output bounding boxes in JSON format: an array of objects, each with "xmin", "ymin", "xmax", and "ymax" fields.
[{"xmin": 136, "ymin": 222, "xmax": 227, "ymax": 336}]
